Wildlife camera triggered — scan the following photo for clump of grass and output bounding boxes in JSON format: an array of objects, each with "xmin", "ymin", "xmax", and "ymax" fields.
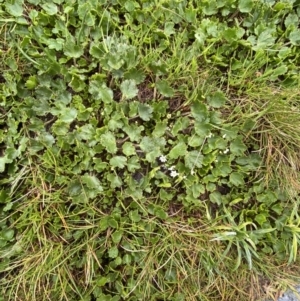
[
  {"xmin": 227, "ymin": 82, "xmax": 300, "ymax": 196},
  {"xmin": 3, "ymin": 193, "xmax": 300, "ymax": 301}
]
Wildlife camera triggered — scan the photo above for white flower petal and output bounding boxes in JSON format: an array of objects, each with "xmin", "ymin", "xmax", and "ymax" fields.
[
  {"xmin": 170, "ymin": 170, "xmax": 179, "ymax": 177},
  {"xmin": 159, "ymin": 155, "xmax": 167, "ymax": 162}
]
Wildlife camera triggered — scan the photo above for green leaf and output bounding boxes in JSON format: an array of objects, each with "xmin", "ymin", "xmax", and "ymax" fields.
[
  {"xmin": 213, "ymin": 163, "xmax": 232, "ymax": 177},
  {"xmin": 68, "ymin": 180, "xmax": 82, "ymax": 196},
  {"xmin": 164, "ymin": 22, "xmax": 175, "ymax": 36},
  {"xmin": 107, "ymin": 173, "xmax": 122, "ymax": 188},
  {"xmin": 146, "ymin": 151, "xmax": 159, "ymax": 163},
  {"xmin": 108, "ymin": 217, "xmax": 118, "ymax": 229},
  {"xmin": 238, "ymin": 0, "xmax": 254, "ymax": 13},
  {"xmin": 270, "ymin": 65, "xmax": 288, "ymax": 80},
  {"xmin": 41, "ymin": 3, "xmax": 58, "ymax": 15},
  {"xmin": 154, "ymin": 208, "xmax": 168, "ymax": 220},
  {"xmin": 48, "ymin": 38, "xmax": 64, "ymax": 51},
  {"xmin": 120, "ymin": 79, "xmax": 138, "ymax": 100},
  {"xmin": 114, "ymin": 256, "xmax": 122, "ymax": 266},
  {"xmin": 0, "ymin": 190, "xmax": 10, "ymax": 204},
  {"xmin": 171, "ymin": 117, "xmax": 190, "ymax": 135},
  {"xmin": 57, "ymin": 91, "xmax": 72, "ymax": 106},
  {"xmin": 88, "ymin": 80, "xmax": 113, "ymax": 103},
  {"xmin": 209, "ymin": 191, "xmax": 222, "ymax": 205},
  {"xmin": 257, "ymin": 191, "xmax": 277, "ymax": 205},
  {"xmin": 230, "ymin": 137, "xmax": 247, "ymax": 156},
  {"xmin": 284, "ymin": 13, "xmax": 299, "ymax": 28},
  {"xmin": 97, "ymin": 85, "xmax": 113, "ymax": 104},
  {"xmin": 127, "ymin": 156, "xmax": 141, "ymax": 172},
  {"xmin": 109, "ymin": 156, "xmax": 127, "ymax": 169},
  {"xmin": 185, "ymin": 151, "xmax": 203, "ymax": 169},
  {"xmin": 289, "ymin": 29, "xmax": 300, "ymax": 46},
  {"xmin": 230, "ymin": 172, "xmax": 245, "ymax": 186},
  {"xmin": 59, "ymin": 107, "xmax": 77, "ymax": 123},
  {"xmin": 129, "ymin": 210, "xmax": 141, "ymax": 222},
  {"xmin": 108, "ymin": 246, "xmax": 119, "ymax": 258},
  {"xmin": 156, "ymin": 80, "xmax": 174, "ymax": 97},
  {"xmin": 124, "ymin": 69, "xmax": 146, "ymax": 84},
  {"xmin": 251, "ymin": 30, "xmax": 276, "ymax": 50},
  {"xmin": 6, "ymin": 57, "xmax": 18, "ymax": 71},
  {"xmin": 69, "ymin": 76, "xmax": 86, "ymax": 92},
  {"xmin": 207, "ymin": 91, "xmax": 227, "ymax": 108},
  {"xmin": 272, "ymin": 203, "xmax": 283, "ymax": 215},
  {"xmin": 97, "ymin": 276, "xmax": 108, "ymax": 286},
  {"xmin": 223, "ymin": 27, "xmax": 245, "ymax": 42},
  {"xmin": 122, "ymin": 142, "xmax": 136, "ymax": 156},
  {"xmin": 255, "ymin": 213, "xmax": 267, "ymax": 226},
  {"xmin": 202, "ymin": 2, "xmax": 218, "ymax": 15},
  {"xmin": 64, "ymin": 38, "xmax": 84, "ymax": 58},
  {"xmin": 125, "ymin": 0, "xmax": 139, "ymax": 12},
  {"xmin": 191, "ymin": 101, "xmax": 208, "ymax": 122},
  {"xmin": 188, "ymin": 135, "xmax": 205, "ymax": 147},
  {"xmin": 89, "ymin": 43, "xmax": 104, "ymax": 59},
  {"xmin": 100, "ymin": 132, "xmax": 117, "ymax": 154},
  {"xmin": 153, "ymin": 121, "xmax": 167, "ymax": 138},
  {"xmin": 25, "ymin": 76, "xmax": 37, "ymax": 90},
  {"xmin": 3, "ymin": 202, "xmax": 13, "ymax": 212},
  {"xmin": 169, "ymin": 142, "xmax": 187, "ymax": 159},
  {"xmin": 185, "ymin": 7, "xmax": 197, "ymax": 23},
  {"xmin": 111, "ymin": 231, "xmax": 123, "ymax": 244},
  {"xmin": 2, "ymin": 229, "xmax": 14, "ymax": 241},
  {"xmin": 123, "ymin": 124, "xmax": 144, "ymax": 142},
  {"xmin": 195, "ymin": 28, "xmax": 206, "ymax": 45},
  {"xmin": 93, "ymin": 159, "xmax": 108, "ymax": 172},
  {"xmin": 81, "ymin": 175, "xmax": 103, "ymax": 191},
  {"xmin": 140, "ymin": 136, "xmax": 166, "ymax": 154},
  {"xmin": 194, "ymin": 122, "xmax": 212, "ymax": 138},
  {"xmin": 5, "ymin": 0, "xmax": 23, "ymax": 17},
  {"xmin": 123, "ymin": 254, "xmax": 132, "ymax": 264},
  {"xmin": 138, "ymin": 103, "xmax": 153, "ymax": 121}
]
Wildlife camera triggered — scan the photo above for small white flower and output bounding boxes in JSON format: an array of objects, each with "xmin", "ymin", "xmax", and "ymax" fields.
[
  {"xmin": 159, "ymin": 155, "xmax": 167, "ymax": 163},
  {"xmin": 167, "ymin": 114, "xmax": 172, "ymax": 119},
  {"xmin": 191, "ymin": 170, "xmax": 195, "ymax": 175},
  {"xmin": 207, "ymin": 132, "xmax": 213, "ymax": 138},
  {"xmin": 170, "ymin": 170, "xmax": 179, "ymax": 178},
  {"xmin": 182, "ymin": 175, "xmax": 187, "ymax": 179},
  {"xmin": 223, "ymin": 148, "xmax": 230, "ymax": 154},
  {"xmin": 215, "ymin": 159, "xmax": 218, "ymax": 163},
  {"xmin": 222, "ymin": 134, "xmax": 227, "ymax": 139},
  {"xmin": 168, "ymin": 166, "xmax": 175, "ymax": 171}
]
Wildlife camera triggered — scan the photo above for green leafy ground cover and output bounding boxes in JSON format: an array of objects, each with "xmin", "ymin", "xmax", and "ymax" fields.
[{"xmin": 0, "ymin": 0, "xmax": 300, "ymax": 300}]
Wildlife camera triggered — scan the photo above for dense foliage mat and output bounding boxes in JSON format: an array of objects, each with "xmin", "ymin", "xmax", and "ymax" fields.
[{"xmin": 0, "ymin": 0, "xmax": 300, "ymax": 300}]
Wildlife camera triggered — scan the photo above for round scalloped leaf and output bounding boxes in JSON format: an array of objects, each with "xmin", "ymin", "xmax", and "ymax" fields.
[
  {"xmin": 156, "ymin": 80, "xmax": 174, "ymax": 97},
  {"xmin": 120, "ymin": 79, "xmax": 138, "ymax": 100},
  {"xmin": 109, "ymin": 156, "xmax": 127, "ymax": 169},
  {"xmin": 100, "ymin": 132, "xmax": 117, "ymax": 154},
  {"xmin": 138, "ymin": 103, "xmax": 153, "ymax": 121},
  {"xmin": 5, "ymin": 0, "xmax": 23, "ymax": 17},
  {"xmin": 169, "ymin": 142, "xmax": 187, "ymax": 159},
  {"xmin": 207, "ymin": 91, "xmax": 227, "ymax": 108},
  {"xmin": 230, "ymin": 172, "xmax": 245, "ymax": 186}
]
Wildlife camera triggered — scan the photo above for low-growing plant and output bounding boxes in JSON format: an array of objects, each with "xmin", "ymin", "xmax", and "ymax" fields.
[{"xmin": 1, "ymin": 0, "xmax": 300, "ymax": 301}]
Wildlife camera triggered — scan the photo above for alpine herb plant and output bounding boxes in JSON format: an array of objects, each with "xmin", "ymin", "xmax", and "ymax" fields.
[{"xmin": 0, "ymin": 0, "xmax": 300, "ymax": 301}]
